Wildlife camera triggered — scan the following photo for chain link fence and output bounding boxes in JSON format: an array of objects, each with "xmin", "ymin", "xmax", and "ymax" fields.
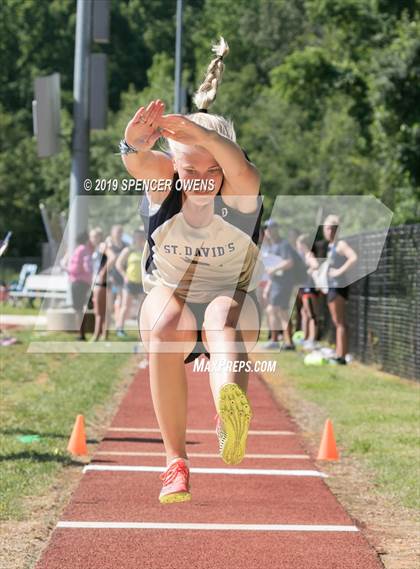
[{"xmin": 322, "ymin": 224, "xmax": 419, "ymax": 381}]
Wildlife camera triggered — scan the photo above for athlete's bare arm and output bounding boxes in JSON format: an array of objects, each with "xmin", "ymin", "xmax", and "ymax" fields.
[
  {"xmin": 306, "ymin": 251, "xmax": 320, "ymax": 272},
  {"xmin": 159, "ymin": 114, "xmax": 260, "ymax": 213},
  {"xmin": 267, "ymin": 258, "xmax": 294, "ymax": 275},
  {"xmin": 115, "ymin": 247, "xmax": 130, "ymax": 281},
  {"xmin": 201, "ymin": 130, "xmax": 260, "ymax": 197},
  {"xmin": 122, "ymin": 100, "xmax": 174, "ymax": 204},
  {"xmin": 262, "ymin": 280, "xmax": 272, "ymax": 301},
  {"xmin": 330, "ymin": 240, "xmax": 358, "ymax": 277}
]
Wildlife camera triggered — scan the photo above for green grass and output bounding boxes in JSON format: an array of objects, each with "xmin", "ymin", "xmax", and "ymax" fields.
[
  {"xmin": 1, "ymin": 300, "xmax": 42, "ymax": 315},
  {"xmin": 271, "ymin": 352, "xmax": 420, "ymax": 509},
  {"xmin": 0, "ymin": 329, "xmax": 132, "ymax": 520}
]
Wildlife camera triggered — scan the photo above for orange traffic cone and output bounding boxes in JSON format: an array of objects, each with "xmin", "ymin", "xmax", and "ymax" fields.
[
  {"xmin": 67, "ymin": 414, "xmax": 88, "ymax": 456},
  {"xmin": 317, "ymin": 418, "xmax": 339, "ymax": 460}
]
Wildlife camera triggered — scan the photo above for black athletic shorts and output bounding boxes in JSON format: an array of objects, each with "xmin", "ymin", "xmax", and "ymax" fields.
[
  {"xmin": 327, "ymin": 287, "xmax": 349, "ymax": 303},
  {"xmin": 301, "ymin": 287, "xmax": 319, "ymax": 297},
  {"xmin": 184, "ymin": 289, "xmax": 261, "ymax": 364}
]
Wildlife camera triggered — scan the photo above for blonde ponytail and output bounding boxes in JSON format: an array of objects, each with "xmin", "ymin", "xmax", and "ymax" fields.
[
  {"xmin": 192, "ymin": 37, "xmax": 229, "ymax": 111},
  {"xmin": 165, "ymin": 37, "xmax": 236, "ymax": 157}
]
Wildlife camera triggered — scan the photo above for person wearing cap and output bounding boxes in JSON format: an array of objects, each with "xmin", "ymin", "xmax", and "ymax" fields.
[{"xmin": 262, "ymin": 220, "xmax": 295, "ymax": 350}]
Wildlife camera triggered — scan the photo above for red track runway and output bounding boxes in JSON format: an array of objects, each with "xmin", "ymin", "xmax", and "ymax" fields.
[{"xmin": 35, "ymin": 362, "xmax": 384, "ymax": 569}]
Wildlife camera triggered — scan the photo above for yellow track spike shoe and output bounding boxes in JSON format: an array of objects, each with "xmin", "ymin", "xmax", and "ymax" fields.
[{"xmin": 216, "ymin": 383, "xmax": 253, "ymax": 465}]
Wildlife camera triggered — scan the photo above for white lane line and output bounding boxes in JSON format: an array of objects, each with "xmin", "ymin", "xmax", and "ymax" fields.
[
  {"xmin": 108, "ymin": 427, "xmax": 295, "ymax": 435},
  {"xmin": 83, "ymin": 465, "xmax": 327, "ymax": 477},
  {"xmin": 95, "ymin": 451, "xmax": 310, "ymax": 459},
  {"xmin": 57, "ymin": 521, "xmax": 358, "ymax": 532}
]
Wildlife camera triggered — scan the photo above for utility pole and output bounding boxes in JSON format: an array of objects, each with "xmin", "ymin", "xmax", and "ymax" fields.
[
  {"xmin": 174, "ymin": 0, "xmax": 183, "ymax": 113},
  {"xmin": 68, "ymin": 0, "xmax": 92, "ymax": 259},
  {"xmin": 32, "ymin": 0, "xmax": 109, "ymax": 317}
]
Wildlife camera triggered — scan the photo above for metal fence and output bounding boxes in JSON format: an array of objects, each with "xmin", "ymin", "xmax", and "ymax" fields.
[{"xmin": 322, "ymin": 224, "xmax": 420, "ymax": 381}]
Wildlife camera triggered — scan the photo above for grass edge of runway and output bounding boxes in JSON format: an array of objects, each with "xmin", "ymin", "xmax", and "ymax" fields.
[
  {"xmin": 0, "ymin": 329, "xmax": 136, "ymax": 521},
  {"xmin": 1, "ymin": 300, "xmax": 42, "ymax": 316},
  {"xmin": 254, "ymin": 351, "xmax": 420, "ymax": 510}
]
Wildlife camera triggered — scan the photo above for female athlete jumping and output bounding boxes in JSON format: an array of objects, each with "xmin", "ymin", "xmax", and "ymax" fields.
[{"xmin": 121, "ymin": 38, "xmax": 263, "ymax": 503}]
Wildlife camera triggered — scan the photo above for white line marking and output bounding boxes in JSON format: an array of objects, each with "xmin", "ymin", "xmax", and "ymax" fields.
[
  {"xmin": 83, "ymin": 465, "xmax": 327, "ymax": 477},
  {"xmin": 95, "ymin": 451, "xmax": 310, "ymax": 459},
  {"xmin": 108, "ymin": 427, "xmax": 295, "ymax": 436},
  {"xmin": 57, "ymin": 521, "xmax": 358, "ymax": 532}
]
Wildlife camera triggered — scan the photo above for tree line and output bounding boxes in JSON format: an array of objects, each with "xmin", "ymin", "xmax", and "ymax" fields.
[{"xmin": 0, "ymin": 0, "xmax": 418, "ymax": 256}]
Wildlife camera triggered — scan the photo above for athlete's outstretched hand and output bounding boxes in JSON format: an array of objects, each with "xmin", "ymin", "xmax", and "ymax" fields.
[
  {"xmin": 158, "ymin": 114, "xmax": 209, "ymax": 146},
  {"xmin": 125, "ymin": 99, "xmax": 165, "ymax": 151}
]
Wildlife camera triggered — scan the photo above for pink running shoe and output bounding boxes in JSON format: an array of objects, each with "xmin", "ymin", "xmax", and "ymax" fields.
[{"xmin": 159, "ymin": 458, "xmax": 191, "ymax": 504}]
